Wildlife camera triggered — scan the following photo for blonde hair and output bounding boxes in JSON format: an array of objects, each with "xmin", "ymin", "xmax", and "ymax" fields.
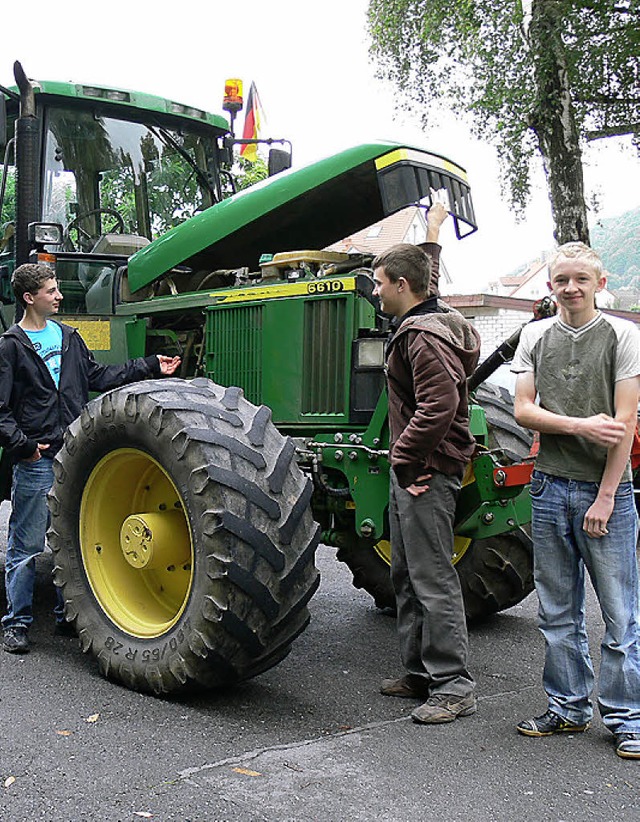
[{"xmin": 548, "ymin": 242, "xmax": 603, "ymax": 278}]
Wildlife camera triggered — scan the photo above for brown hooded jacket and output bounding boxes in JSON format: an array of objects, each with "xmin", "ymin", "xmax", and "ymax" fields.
[{"xmin": 386, "ymin": 306, "xmax": 481, "ymax": 488}]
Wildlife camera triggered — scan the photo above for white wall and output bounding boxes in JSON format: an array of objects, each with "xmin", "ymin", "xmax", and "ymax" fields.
[{"xmin": 462, "ymin": 309, "xmax": 527, "ymax": 361}]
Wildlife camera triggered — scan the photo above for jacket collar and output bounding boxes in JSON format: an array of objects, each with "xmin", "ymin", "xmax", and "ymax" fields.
[
  {"xmin": 5, "ymin": 319, "xmax": 71, "ymax": 347},
  {"xmin": 389, "ymin": 295, "xmax": 439, "ymax": 336}
]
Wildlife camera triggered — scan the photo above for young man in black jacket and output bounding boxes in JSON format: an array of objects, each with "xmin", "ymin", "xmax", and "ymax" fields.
[{"xmin": 0, "ymin": 263, "xmax": 180, "ymax": 653}]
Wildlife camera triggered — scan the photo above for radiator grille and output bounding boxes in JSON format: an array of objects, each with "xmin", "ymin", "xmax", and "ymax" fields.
[
  {"xmin": 302, "ymin": 298, "xmax": 347, "ymax": 414},
  {"xmin": 207, "ymin": 305, "xmax": 263, "ymax": 404}
]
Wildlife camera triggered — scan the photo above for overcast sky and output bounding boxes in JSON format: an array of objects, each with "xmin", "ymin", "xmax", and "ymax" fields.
[{"xmin": 2, "ymin": 0, "xmax": 638, "ymax": 291}]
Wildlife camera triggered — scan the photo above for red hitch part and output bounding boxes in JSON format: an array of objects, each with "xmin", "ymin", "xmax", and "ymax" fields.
[
  {"xmin": 631, "ymin": 427, "xmax": 640, "ymax": 471},
  {"xmin": 496, "ymin": 424, "xmax": 640, "ymax": 483},
  {"xmin": 493, "ymin": 462, "xmax": 534, "ymax": 488}
]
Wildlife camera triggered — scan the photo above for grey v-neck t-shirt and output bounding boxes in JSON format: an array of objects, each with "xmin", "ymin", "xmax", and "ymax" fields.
[{"xmin": 512, "ymin": 312, "xmax": 640, "ymax": 483}]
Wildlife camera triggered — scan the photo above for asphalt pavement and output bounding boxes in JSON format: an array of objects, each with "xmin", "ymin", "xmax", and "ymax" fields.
[{"xmin": 0, "ymin": 499, "xmax": 638, "ymax": 822}]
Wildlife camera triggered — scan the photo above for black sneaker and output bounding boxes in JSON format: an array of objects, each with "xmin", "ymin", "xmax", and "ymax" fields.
[
  {"xmin": 517, "ymin": 709, "xmax": 590, "ymax": 737},
  {"xmin": 616, "ymin": 733, "xmax": 640, "ymax": 759},
  {"xmin": 3, "ymin": 626, "xmax": 30, "ymax": 654}
]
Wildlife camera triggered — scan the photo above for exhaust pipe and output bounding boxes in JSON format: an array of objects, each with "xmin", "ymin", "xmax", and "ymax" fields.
[{"xmin": 13, "ymin": 61, "xmax": 41, "ymax": 267}]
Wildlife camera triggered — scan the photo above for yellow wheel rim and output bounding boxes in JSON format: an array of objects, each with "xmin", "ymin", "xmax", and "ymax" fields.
[
  {"xmin": 374, "ymin": 464, "xmax": 475, "ymax": 567},
  {"xmin": 80, "ymin": 448, "xmax": 194, "ymax": 638},
  {"xmin": 374, "ymin": 539, "xmax": 392, "ymax": 564},
  {"xmin": 452, "ymin": 463, "xmax": 474, "ymax": 564},
  {"xmin": 373, "ymin": 536, "xmax": 471, "ymax": 566},
  {"xmin": 451, "ymin": 535, "xmax": 472, "ymax": 564}
]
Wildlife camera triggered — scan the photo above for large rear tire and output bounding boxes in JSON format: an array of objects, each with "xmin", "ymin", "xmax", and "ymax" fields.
[
  {"xmin": 48, "ymin": 378, "xmax": 320, "ymax": 694},
  {"xmin": 337, "ymin": 381, "xmax": 534, "ymax": 619},
  {"xmin": 458, "ymin": 383, "xmax": 535, "ymax": 618},
  {"xmin": 336, "ymin": 537, "xmax": 395, "ymax": 611},
  {"xmin": 474, "ymin": 382, "xmax": 534, "ymax": 460},
  {"xmin": 455, "ymin": 530, "xmax": 533, "ymax": 620}
]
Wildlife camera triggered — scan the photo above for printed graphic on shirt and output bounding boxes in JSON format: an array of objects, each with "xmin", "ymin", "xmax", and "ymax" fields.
[{"xmin": 24, "ymin": 321, "xmax": 63, "ymax": 388}]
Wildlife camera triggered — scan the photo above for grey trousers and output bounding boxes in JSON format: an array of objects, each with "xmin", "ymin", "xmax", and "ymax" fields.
[{"xmin": 389, "ymin": 469, "xmax": 475, "ymax": 698}]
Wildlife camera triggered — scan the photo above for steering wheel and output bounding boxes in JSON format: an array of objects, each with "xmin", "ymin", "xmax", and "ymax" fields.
[{"xmin": 64, "ymin": 208, "xmax": 126, "ymax": 252}]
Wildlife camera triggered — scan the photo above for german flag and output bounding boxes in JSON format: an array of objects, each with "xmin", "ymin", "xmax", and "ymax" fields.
[{"xmin": 240, "ymin": 82, "xmax": 262, "ymax": 162}]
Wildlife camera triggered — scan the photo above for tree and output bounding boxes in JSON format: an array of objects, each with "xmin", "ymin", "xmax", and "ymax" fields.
[
  {"xmin": 591, "ymin": 206, "xmax": 640, "ymax": 288},
  {"xmin": 101, "ymin": 147, "xmax": 268, "ymax": 237},
  {"xmin": 367, "ymin": 0, "xmax": 640, "ymax": 244},
  {"xmin": 235, "ymin": 156, "xmax": 269, "ymax": 191},
  {"xmin": 0, "ymin": 165, "xmax": 16, "ymax": 227}
]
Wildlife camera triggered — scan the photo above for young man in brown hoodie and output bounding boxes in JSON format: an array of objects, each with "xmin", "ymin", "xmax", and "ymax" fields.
[{"xmin": 373, "ymin": 205, "xmax": 481, "ymax": 724}]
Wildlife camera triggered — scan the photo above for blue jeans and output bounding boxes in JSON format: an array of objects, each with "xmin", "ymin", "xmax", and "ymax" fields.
[
  {"xmin": 530, "ymin": 470, "xmax": 640, "ymax": 734},
  {"xmin": 2, "ymin": 456, "xmax": 64, "ymax": 630}
]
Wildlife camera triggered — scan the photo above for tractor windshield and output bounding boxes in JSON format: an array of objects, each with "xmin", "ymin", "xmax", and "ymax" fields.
[{"xmin": 42, "ymin": 107, "xmax": 220, "ymax": 251}]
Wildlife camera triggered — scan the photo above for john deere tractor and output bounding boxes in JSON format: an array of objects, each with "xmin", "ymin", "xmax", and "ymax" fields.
[{"xmin": 0, "ymin": 62, "xmax": 534, "ymax": 694}]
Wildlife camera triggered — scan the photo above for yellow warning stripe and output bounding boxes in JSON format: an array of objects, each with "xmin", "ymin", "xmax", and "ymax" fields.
[
  {"xmin": 207, "ymin": 276, "xmax": 358, "ymax": 305},
  {"xmin": 375, "ymin": 148, "xmax": 468, "ymax": 183}
]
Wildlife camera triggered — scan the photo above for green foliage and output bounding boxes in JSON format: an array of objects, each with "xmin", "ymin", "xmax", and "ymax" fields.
[
  {"xmin": 101, "ymin": 145, "xmax": 204, "ymax": 238},
  {"xmin": 367, "ymin": 0, "xmax": 640, "ymax": 215},
  {"xmin": 100, "ymin": 168, "xmax": 138, "ymax": 230},
  {"xmin": 146, "ymin": 157, "xmax": 202, "ymax": 234},
  {"xmin": 0, "ymin": 165, "xmax": 16, "ymax": 225},
  {"xmin": 591, "ymin": 207, "xmax": 640, "ymax": 290},
  {"xmin": 235, "ymin": 156, "xmax": 269, "ymax": 191}
]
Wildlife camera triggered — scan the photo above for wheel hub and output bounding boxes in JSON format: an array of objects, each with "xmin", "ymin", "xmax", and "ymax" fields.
[
  {"xmin": 80, "ymin": 448, "xmax": 194, "ymax": 638},
  {"xmin": 120, "ymin": 511, "xmax": 190, "ymax": 570}
]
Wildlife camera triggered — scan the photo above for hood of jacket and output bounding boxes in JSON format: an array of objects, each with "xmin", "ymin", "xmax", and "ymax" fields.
[{"xmin": 390, "ymin": 305, "xmax": 480, "ymax": 376}]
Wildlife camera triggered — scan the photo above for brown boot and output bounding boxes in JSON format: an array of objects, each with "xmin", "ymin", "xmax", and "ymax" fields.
[
  {"xmin": 380, "ymin": 675, "xmax": 430, "ymax": 699},
  {"xmin": 412, "ymin": 693, "xmax": 477, "ymax": 724}
]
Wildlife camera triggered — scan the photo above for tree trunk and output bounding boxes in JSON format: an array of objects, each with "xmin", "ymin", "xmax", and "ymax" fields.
[{"xmin": 528, "ymin": 0, "xmax": 590, "ymax": 246}]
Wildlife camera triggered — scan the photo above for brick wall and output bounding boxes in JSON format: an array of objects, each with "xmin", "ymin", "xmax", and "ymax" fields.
[{"xmin": 457, "ymin": 308, "xmax": 528, "ymax": 360}]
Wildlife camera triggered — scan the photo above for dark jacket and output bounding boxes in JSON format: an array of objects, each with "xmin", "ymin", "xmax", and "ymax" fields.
[
  {"xmin": 386, "ymin": 304, "xmax": 481, "ymax": 488},
  {"xmin": 0, "ymin": 321, "xmax": 160, "ymax": 461}
]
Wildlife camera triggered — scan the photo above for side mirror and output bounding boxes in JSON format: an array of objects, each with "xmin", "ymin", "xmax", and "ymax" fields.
[
  {"xmin": 220, "ymin": 135, "xmax": 234, "ymax": 168},
  {"xmin": 268, "ymin": 147, "xmax": 292, "ymax": 177}
]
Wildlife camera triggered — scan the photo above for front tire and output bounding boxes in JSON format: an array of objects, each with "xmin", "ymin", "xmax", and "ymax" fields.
[{"xmin": 48, "ymin": 378, "xmax": 320, "ymax": 694}]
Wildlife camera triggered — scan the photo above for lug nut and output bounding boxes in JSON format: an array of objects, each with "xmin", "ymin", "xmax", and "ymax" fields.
[{"xmin": 360, "ymin": 519, "xmax": 375, "ymax": 538}]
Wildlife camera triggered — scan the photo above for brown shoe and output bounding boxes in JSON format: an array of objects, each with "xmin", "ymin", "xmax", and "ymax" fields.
[
  {"xmin": 412, "ymin": 693, "xmax": 477, "ymax": 724},
  {"xmin": 380, "ymin": 675, "xmax": 430, "ymax": 699}
]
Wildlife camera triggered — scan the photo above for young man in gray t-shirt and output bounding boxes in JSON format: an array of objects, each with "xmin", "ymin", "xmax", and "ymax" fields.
[{"xmin": 511, "ymin": 241, "xmax": 640, "ymax": 759}]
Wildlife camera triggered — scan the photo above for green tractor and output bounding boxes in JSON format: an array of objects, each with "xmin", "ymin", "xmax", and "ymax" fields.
[{"xmin": 0, "ymin": 62, "xmax": 534, "ymax": 694}]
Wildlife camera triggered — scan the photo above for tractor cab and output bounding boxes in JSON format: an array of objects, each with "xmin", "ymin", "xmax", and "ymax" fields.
[{"xmin": 0, "ymin": 68, "xmax": 232, "ymax": 323}]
